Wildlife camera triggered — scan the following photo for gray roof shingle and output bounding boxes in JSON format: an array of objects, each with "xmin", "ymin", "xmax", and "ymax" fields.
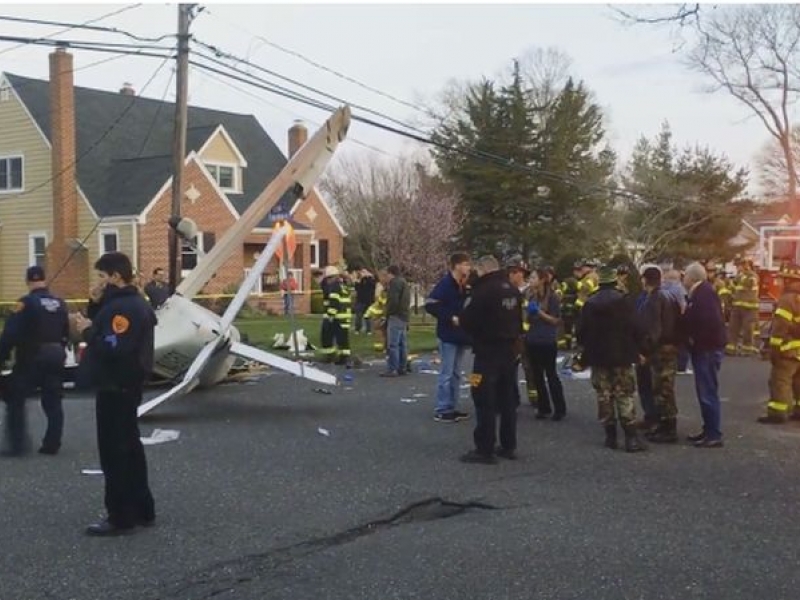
[{"xmin": 4, "ymin": 73, "xmax": 297, "ymax": 222}]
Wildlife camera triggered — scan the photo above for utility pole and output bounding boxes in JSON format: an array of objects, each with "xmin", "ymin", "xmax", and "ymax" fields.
[{"xmin": 168, "ymin": 3, "xmax": 194, "ymax": 293}]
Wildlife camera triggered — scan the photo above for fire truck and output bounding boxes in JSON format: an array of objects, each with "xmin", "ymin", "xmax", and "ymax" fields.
[{"xmin": 749, "ymin": 223, "xmax": 800, "ymax": 355}]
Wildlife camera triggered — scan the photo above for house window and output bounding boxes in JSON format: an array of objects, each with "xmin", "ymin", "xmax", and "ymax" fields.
[
  {"xmin": 0, "ymin": 85, "xmax": 9, "ymax": 102},
  {"xmin": 206, "ymin": 163, "xmax": 237, "ymax": 192},
  {"xmin": 181, "ymin": 234, "xmax": 204, "ymax": 274},
  {"xmin": 0, "ymin": 156, "xmax": 23, "ymax": 192},
  {"xmin": 98, "ymin": 229, "xmax": 119, "ymax": 255},
  {"xmin": 29, "ymin": 233, "xmax": 47, "ymax": 267},
  {"xmin": 309, "ymin": 240, "xmax": 319, "ymax": 268}
]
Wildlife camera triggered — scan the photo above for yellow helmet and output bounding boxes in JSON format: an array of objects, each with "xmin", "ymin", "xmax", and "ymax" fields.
[{"xmin": 778, "ymin": 263, "xmax": 800, "ymax": 280}]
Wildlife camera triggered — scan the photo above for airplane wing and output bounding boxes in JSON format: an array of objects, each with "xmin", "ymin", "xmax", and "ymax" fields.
[
  {"xmin": 138, "ymin": 339, "xmax": 220, "ymax": 417},
  {"xmin": 177, "ymin": 105, "xmax": 351, "ymax": 300},
  {"xmin": 229, "ymin": 342, "xmax": 338, "ymax": 385}
]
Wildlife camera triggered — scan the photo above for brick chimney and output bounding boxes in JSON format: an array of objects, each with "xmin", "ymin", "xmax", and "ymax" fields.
[
  {"xmin": 288, "ymin": 120, "xmax": 308, "ymax": 158},
  {"xmin": 46, "ymin": 47, "xmax": 88, "ymax": 299},
  {"xmin": 119, "ymin": 82, "xmax": 135, "ymax": 96}
]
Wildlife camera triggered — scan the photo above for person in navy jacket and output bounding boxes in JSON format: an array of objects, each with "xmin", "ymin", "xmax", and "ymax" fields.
[
  {"xmin": 681, "ymin": 262, "xmax": 726, "ymax": 448},
  {"xmin": 425, "ymin": 252, "xmax": 472, "ymax": 422}
]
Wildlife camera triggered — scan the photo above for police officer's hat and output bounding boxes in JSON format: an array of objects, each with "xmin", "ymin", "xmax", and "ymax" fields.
[
  {"xmin": 778, "ymin": 263, "xmax": 800, "ymax": 281},
  {"xmin": 26, "ymin": 266, "xmax": 45, "ymax": 282},
  {"xmin": 504, "ymin": 256, "xmax": 530, "ymax": 277}
]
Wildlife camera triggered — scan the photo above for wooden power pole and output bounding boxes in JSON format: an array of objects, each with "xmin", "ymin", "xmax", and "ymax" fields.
[{"xmin": 168, "ymin": 3, "xmax": 194, "ymax": 293}]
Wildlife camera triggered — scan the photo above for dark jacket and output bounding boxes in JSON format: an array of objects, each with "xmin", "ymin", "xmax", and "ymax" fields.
[
  {"xmin": 577, "ymin": 284, "xmax": 641, "ymax": 368},
  {"xmin": 460, "ymin": 270, "xmax": 522, "ymax": 358},
  {"xmin": 144, "ymin": 280, "xmax": 170, "ymax": 309},
  {"xmin": 683, "ymin": 281, "xmax": 726, "ymax": 353},
  {"xmin": 639, "ymin": 286, "xmax": 682, "ymax": 354},
  {"xmin": 425, "ymin": 271, "xmax": 470, "ymax": 345},
  {"xmin": 386, "ymin": 276, "xmax": 411, "ymax": 322},
  {"xmin": 0, "ymin": 287, "xmax": 69, "ymax": 367},
  {"xmin": 354, "ymin": 275, "xmax": 376, "ymax": 307},
  {"xmin": 81, "ymin": 285, "xmax": 156, "ymax": 391}
]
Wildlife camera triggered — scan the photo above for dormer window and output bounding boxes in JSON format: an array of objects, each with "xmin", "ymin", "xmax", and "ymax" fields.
[
  {"xmin": 0, "ymin": 84, "xmax": 10, "ymax": 103},
  {"xmin": 206, "ymin": 163, "xmax": 239, "ymax": 193}
]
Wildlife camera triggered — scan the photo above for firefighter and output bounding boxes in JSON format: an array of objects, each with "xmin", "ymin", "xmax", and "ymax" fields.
[
  {"xmin": 574, "ymin": 259, "xmax": 599, "ymax": 313},
  {"xmin": 760, "ymin": 263, "xmax": 800, "ymax": 424},
  {"xmin": 364, "ymin": 274, "xmax": 388, "ymax": 353},
  {"xmin": 319, "ymin": 265, "xmax": 353, "ymax": 365},
  {"xmin": 726, "ymin": 258, "xmax": 760, "ymax": 356},
  {"xmin": 706, "ymin": 262, "xmax": 731, "ymax": 314}
]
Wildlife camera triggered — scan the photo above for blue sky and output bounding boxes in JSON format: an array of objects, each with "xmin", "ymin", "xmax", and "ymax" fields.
[{"xmin": 0, "ymin": 3, "xmax": 782, "ymax": 193}]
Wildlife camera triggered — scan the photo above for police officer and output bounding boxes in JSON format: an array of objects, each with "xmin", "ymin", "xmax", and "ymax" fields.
[
  {"xmin": 73, "ymin": 252, "xmax": 156, "ymax": 536},
  {"xmin": 459, "ymin": 255, "xmax": 524, "ymax": 464},
  {"xmin": 505, "ymin": 257, "xmax": 537, "ymax": 405},
  {"xmin": 0, "ymin": 266, "xmax": 69, "ymax": 457}
]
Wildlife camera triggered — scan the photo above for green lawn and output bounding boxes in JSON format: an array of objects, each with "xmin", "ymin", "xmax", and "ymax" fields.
[
  {"xmin": 0, "ymin": 314, "xmax": 440, "ymax": 362},
  {"xmin": 235, "ymin": 313, "xmax": 439, "ymax": 360}
]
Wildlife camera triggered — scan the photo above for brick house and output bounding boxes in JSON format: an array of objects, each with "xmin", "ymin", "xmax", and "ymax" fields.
[{"xmin": 0, "ymin": 49, "xmax": 344, "ymax": 312}]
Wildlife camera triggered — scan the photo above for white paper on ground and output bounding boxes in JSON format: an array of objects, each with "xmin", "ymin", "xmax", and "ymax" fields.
[
  {"xmin": 81, "ymin": 469, "xmax": 103, "ymax": 476},
  {"xmin": 317, "ymin": 427, "xmax": 331, "ymax": 437},
  {"xmin": 400, "ymin": 398, "xmax": 418, "ymax": 403},
  {"xmin": 569, "ymin": 369, "xmax": 592, "ymax": 380},
  {"xmin": 140, "ymin": 428, "xmax": 181, "ymax": 446},
  {"xmin": 556, "ymin": 355, "xmax": 566, "ymax": 365},
  {"xmin": 419, "ymin": 370, "xmax": 440, "ymax": 375},
  {"xmin": 412, "ymin": 393, "xmax": 428, "ymax": 397}
]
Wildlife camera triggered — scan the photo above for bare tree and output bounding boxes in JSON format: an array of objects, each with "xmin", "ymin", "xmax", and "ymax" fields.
[
  {"xmin": 321, "ymin": 154, "xmax": 462, "ymax": 289},
  {"xmin": 686, "ymin": 5, "xmax": 800, "ymax": 212},
  {"xmin": 756, "ymin": 125, "xmax": 800, "ymax": 199},
  {"xmin": 612, "ymin": 3, "xmax": 702, "ymax": 27},
  {"xmin": 516, "ymin": 46, "xmax": 573, "ymax": 113}
]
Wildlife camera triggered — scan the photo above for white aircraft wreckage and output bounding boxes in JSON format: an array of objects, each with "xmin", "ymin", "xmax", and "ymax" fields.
[{"xmin": 134, "ymin": 105, "xmax": 351, "ymax": 417}]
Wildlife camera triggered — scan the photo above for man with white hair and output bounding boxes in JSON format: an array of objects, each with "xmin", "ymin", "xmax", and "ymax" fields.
[{"xmin": 682, "ymin": 262, "xmax": 726, "ymax": 448}]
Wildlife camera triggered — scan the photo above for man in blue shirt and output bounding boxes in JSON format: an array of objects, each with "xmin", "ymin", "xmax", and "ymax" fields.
[{"xmin": 425, "ymin": 253, "xmax": 472, "ymax": 422}]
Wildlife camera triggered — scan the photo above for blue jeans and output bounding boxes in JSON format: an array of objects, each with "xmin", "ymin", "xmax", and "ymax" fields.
[
  {"xmin": 387, "ymin": 316, "xmax": 408, "ymax": 374},
  {"xmin": 435, "ymin": 341, "xmax": 467, "ymax": 415},
  {"xmin": 691, "ymin": 350, "xmax": 724, "ymax": 440},
  {"xmin": 677, "ymin": 345, "xmax": 690, "ymax": 371}
]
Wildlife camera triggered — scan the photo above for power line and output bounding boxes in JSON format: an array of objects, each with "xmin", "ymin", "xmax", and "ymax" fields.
[
  {"xmin": 0, "ymin": 4, "xmax": 143, "ymax": 57},
  {"xmin": 191, "ymin": 66, "xmax": 394, "ymax": 158},
  {"xmin": 0, "ymin": 10, "xmax": 173, "ymax": 44},
  {"xmin": 203, "ymin": 7, "xmax": 426, "ymax": 117},
  {"xmin": 192, "ymin": 38, "xmax": 427, "ymax": 135}
]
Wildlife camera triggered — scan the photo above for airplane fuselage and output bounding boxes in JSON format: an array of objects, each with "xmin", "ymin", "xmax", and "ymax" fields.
[{"xmin": 153, "ymin": 295, "xmax": 239, "ymax": 387}]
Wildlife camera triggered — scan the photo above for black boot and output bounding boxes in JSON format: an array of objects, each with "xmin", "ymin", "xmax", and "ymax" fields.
[
  {"xmin": 623, "ymin": 426, "xmax": 646, "ymax": 453},
  {"xmin": 604, "ymin": 424, "xmax": 618, "ymax": 450},
  {"xmin": 648, "ymin": 418, "xmax": 678, "ymax": 443}
]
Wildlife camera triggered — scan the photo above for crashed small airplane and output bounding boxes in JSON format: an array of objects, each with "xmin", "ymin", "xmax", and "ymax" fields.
[{"xmin": 133, "ymin": 105, "xmax": 351, "ymax": 416}]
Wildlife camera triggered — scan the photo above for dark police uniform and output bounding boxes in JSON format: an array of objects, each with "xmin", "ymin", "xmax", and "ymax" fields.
[
  {"xmin": 460, "ymin": 269, "xmax": 524, "ymax": 460},
  {"xmin": 0, "ymin": 275, "xmax": 69, "ymax": 456},
  {"xmin": 81, "ymin": 284, "xmax": 157, "ymax": 530}
]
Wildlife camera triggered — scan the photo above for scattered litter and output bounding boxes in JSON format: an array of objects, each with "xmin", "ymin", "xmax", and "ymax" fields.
[
  {"xmin": 556, "ymin": 355, "xmax": 566, "ymax": 365},
  {"xmin": 317, "ymin": 427, "xmax": 331, "ymax": 437},
  {"xmin": 412, "ymin": 393, "xmax": 428, "ymax": 398},
  {"xmin": 140, "ymin": 429, "xmax": 180, "ymax": 446},
  {"xmin": 401, "ymin": 397, "xmax": 418, "ymax": 403},
  {"xmin": 81, "ymin": 469, "xmax": 103, "ymax": 476},
  {"xmin": 563, "ymin": 369, "xmax": 592, "ymax": 380},
  {"xmin": 342, "ymin": 373, "xmax": 354, "ymax": 384},
  {"xmin": 419, "ymin": 369, "xmax": 439, "ymax": 375},
  {"xmin": 460, "ymin": 384, "xmax": 470, "ymax": 389},
  {"xmin": 314, "ymin": 387, "xmax": 332, "ymax": 395}
]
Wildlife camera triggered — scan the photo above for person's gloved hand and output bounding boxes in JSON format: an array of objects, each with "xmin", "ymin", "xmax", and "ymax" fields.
[{"xmin": 527, "ymin": 300, "xmax": 540, "ymax": 316}]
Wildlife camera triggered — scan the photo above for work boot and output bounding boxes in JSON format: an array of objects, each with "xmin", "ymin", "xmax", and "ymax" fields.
[
  {"xmin": 623, "ymin": 426, "xmax": 646, "ymax": 453},
  {"xmin": 757, "ymin": 414, "xmax": 788, "ymax": 425},
  {"xmin": 647, "ymin": 418, "xmax": 678, "ymax": 443},
  {"xmin": 604, "ymin": 424, "xmax": 618, "ymax": 450}
]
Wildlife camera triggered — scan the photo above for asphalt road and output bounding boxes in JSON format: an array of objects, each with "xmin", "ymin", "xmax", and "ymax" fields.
[{"xmin": 1, "ymin": 355, "xmax": 799, "ymax": 600}]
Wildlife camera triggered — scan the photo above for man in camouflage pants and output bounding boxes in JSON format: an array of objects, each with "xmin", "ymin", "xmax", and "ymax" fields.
[{"xmin": 577, "ymin": 265, "xmax": 645, "ymax": 452}]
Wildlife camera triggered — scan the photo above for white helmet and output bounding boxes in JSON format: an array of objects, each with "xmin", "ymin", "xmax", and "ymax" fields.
[{"xmin": 323, "ymin": 265, "xmax": 340, "ymax": 278}]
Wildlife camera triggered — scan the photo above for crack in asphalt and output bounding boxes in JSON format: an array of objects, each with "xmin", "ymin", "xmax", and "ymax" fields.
[{"xmin": 153, "ymin": 497, "xmax": 499, "ymax": 600}]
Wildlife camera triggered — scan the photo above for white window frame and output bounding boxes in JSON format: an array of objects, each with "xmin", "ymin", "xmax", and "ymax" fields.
[
  {"xmin": 98, "ymin": 227, "xmax": 119, "ymax": 255},
  {"xmin": 243, "ymin": 267, "xmax": 263, "ymax": 295},
  {"xmin": 180, "ymin": 234, "xmax": 205, "ymax": 277},
  {"xmin": 0, "ymin": 85, "xmax": 10, "ymax": 102},
  {"xmin": 0, "ymin": 154, "xmax": 24, "ymax": 193},
  {"xmin": 205, "ymin": 162, "xmax": 240, "ymax": 193},
  {"xmin": 28, "ymin": 232, "xmax": 47, "ymax": 267},
  {"xmin": 309, "ymin": 240, "xmax": 319, "ymax": 268},
  {"xmin": 287, "ymin": 267, "xmax": 303, "ymax": 292}
]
